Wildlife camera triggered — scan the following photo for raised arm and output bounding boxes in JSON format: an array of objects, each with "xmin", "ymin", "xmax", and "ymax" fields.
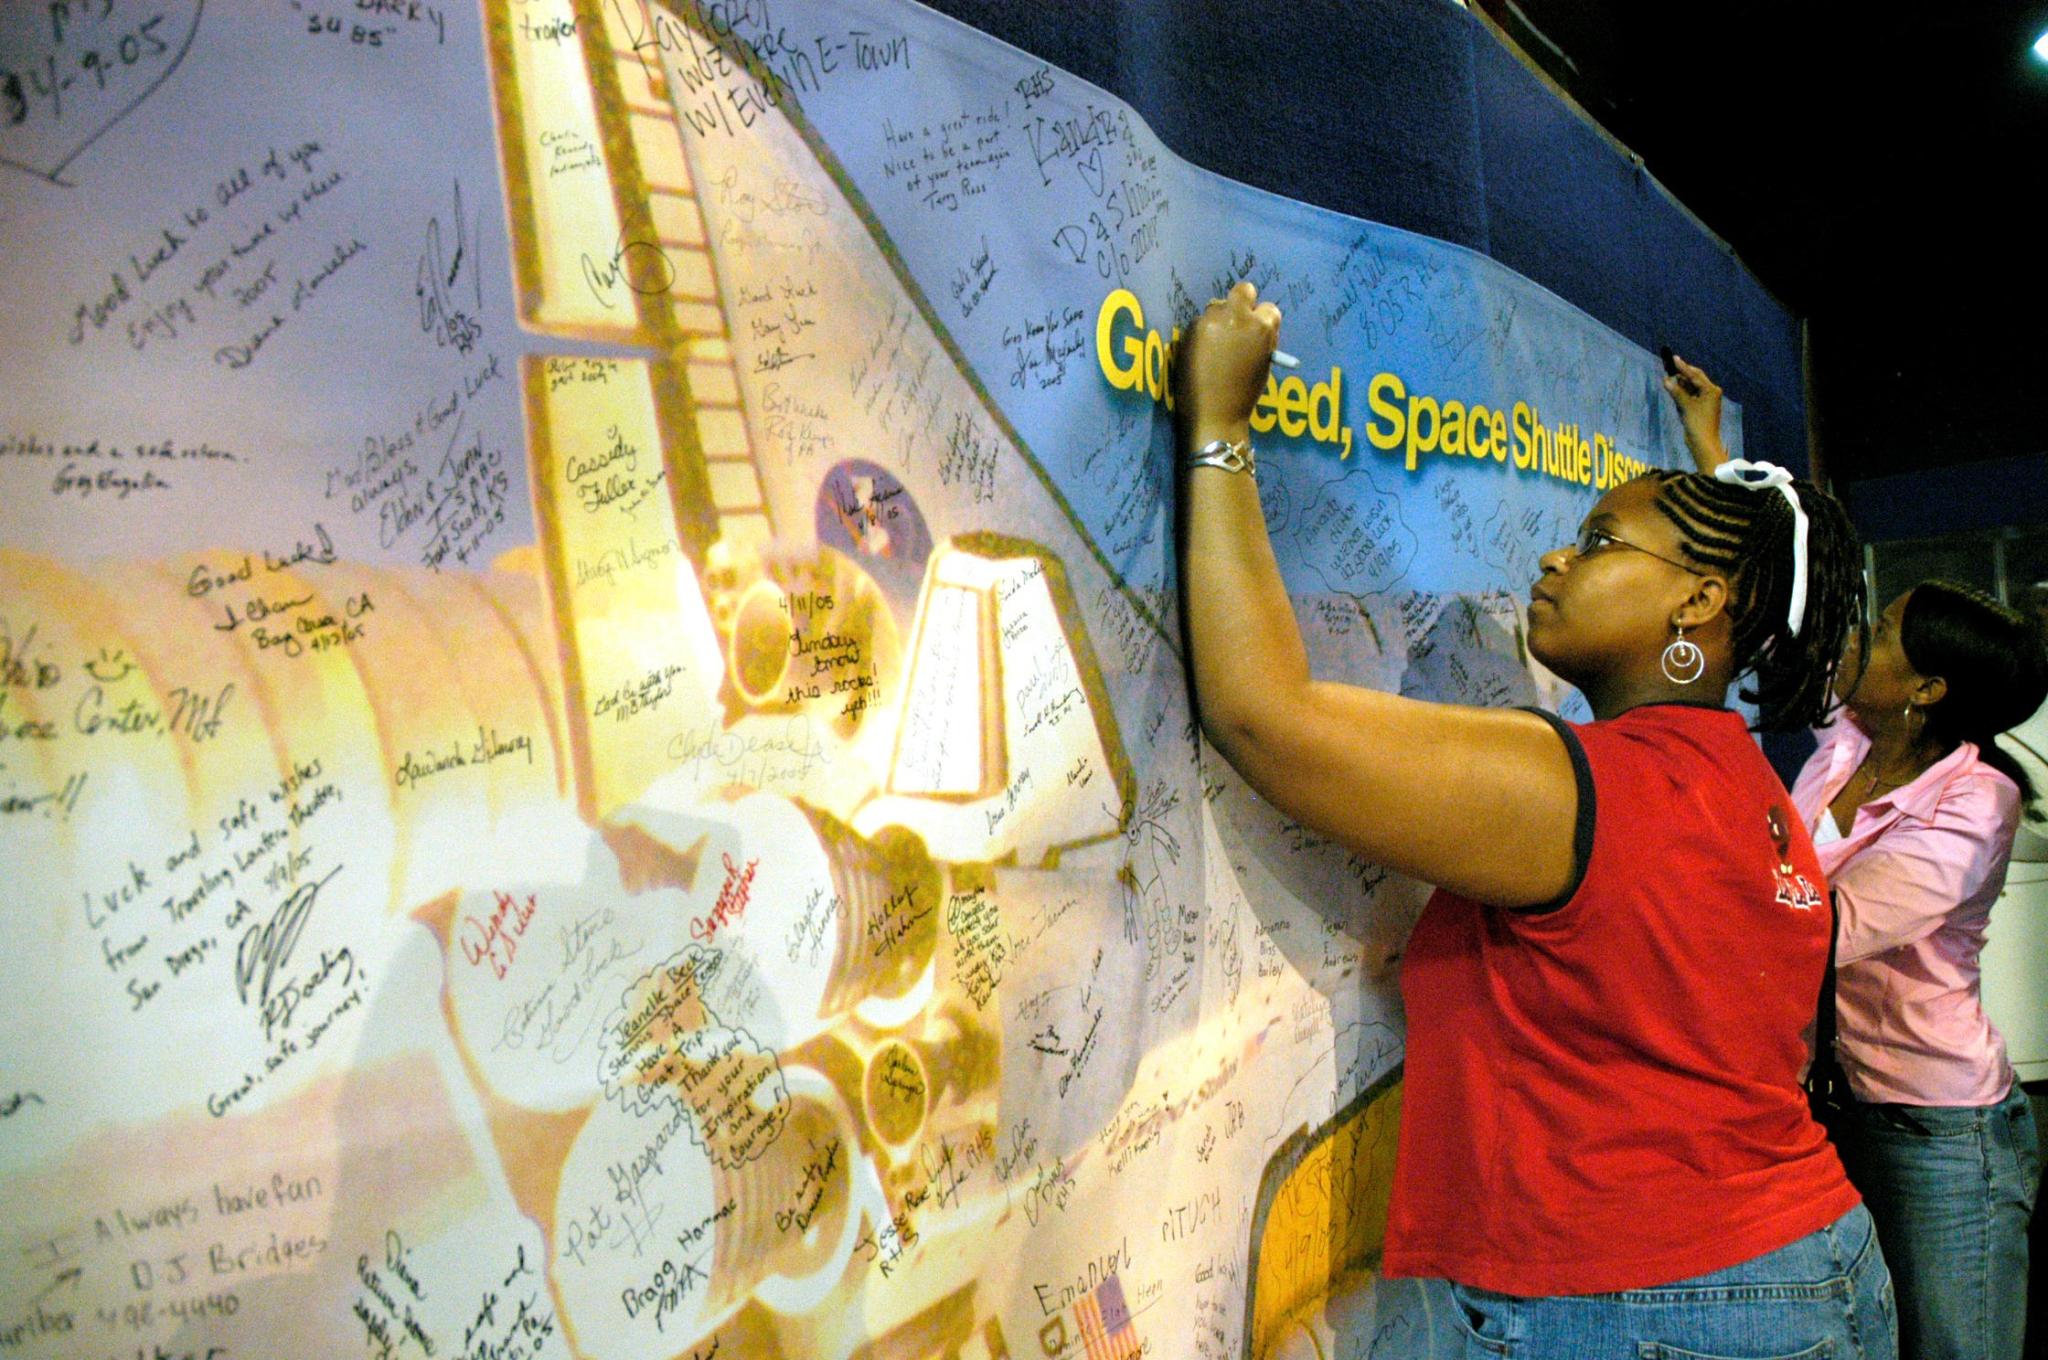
[
  {"xmin": 1663, "ymin": 353, "xmax": 1729, "ymax": 472},
  {"xmin": 1834, "ymin": 774, "xmax": 2021, "ymax": 964},
  {"xmin": 1175, "ymin": 283, "xmax": 1581, "ymax": 909}
]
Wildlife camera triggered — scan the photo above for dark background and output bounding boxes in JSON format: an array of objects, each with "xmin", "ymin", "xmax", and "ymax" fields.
[
  {"xmin": 920, "ymin": 0, "xmax": 2048, "ymax": 547},
  {"xmin": 1474, "ymin": 2, "xmax": 2048, "ymax": 477},
  {"xmin": 1477, "ymin": 0, "xmax": 2048, "ymax": 547}
]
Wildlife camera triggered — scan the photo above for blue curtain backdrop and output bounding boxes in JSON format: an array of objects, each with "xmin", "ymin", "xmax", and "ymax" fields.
[{"xmin": 921, "ymin": 0, "xmax": 1809, "ymax": 476}]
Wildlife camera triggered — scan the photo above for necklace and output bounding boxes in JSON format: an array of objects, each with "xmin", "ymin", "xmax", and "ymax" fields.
[
  {"xmin": 1857, "ymin": 762, "xmax": 1912, "ymax": 800},
  {"xmin": 1854, "ymin": 704, "xmax": 1936, "ymax": 803},
  {"xmin": 1856, "ymin": 738, "xmax": 1941, "ymax": 803}
]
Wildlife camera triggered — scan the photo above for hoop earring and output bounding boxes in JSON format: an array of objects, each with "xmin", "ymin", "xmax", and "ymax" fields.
[{"xmin": 1661, "ymin": 626, "xmax": 1705, "ymax": 685}]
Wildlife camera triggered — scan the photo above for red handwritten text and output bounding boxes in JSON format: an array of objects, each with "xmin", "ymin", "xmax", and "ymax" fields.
[
  {"xmin": 690, "ymin": 854, "xmax": 759, "ymax": 943},
  {"xmin": 460, "ymin": 891, "xmax": 538, "ymax": 979}
]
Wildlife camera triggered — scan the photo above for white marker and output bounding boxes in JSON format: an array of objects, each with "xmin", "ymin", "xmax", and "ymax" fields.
[{"xmin": 1271, "ymin": 349, "xmax": 1299, "ymax": 369}]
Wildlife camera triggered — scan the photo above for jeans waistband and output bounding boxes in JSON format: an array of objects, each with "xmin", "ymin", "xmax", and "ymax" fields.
[{"xmin": 1849, "ymin": 1080, "xmax": 2026, "ymax": 1135}]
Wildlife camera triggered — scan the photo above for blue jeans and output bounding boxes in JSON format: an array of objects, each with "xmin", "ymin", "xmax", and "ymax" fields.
[
  {"xmin": 1832, "ymin": 1082, "xmax": 2040, "ymax": 1360},
  {"xmin": 1444, "ymin": 1205, "xmax": 1896, "ymax": 1359}
]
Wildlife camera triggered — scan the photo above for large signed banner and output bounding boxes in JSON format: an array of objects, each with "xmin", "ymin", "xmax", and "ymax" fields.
[{"xmin": 0, "ymin": 4, "xmax": 1740, "ymax": 1359}]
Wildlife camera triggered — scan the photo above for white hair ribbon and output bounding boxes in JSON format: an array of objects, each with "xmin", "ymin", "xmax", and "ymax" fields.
[{"xmin": 1713, "ymin": 459, "xmax": 1808, "ymax": 637}]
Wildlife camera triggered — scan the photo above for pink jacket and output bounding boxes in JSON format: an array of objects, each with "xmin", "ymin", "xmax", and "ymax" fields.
[{"xmin": 1791, "ymin": 718, "xmax": 2023, "ymax": 1106}]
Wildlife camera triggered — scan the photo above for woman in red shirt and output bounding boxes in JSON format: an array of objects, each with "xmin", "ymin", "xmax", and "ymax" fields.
[{"xmin": 1177, "ymin": 284, "xmax": 1890, "ymax": 1357}]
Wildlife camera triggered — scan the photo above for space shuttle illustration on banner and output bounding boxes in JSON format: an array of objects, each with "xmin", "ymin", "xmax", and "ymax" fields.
[{"xmin": 453, "ymin": 2, "xmax": 1156, "ymax": 1353}]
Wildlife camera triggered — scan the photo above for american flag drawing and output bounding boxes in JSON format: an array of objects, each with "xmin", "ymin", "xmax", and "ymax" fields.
[{"xmin": 1074, "ymin": 1273, "xmax": 1141, "ymax": 1360}]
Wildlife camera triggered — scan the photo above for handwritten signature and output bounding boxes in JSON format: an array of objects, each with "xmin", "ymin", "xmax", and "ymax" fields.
[
  {"xmin": 417, "ymin": 179, "xmax": 483, "ymax": 353},
  {"xmin": 711, "ymin": 166, "xmax": 826, "ymax": 222},
  {"xmin": 236, "ymin": 864, "xmax": 341, "ymax": 1018},
  {"xmin": 260, "ymin": 945, "xmax": 357, "ymax": 1042},
  {"xmin": 496, "ymin": 909, "xmax": 643, "ymax": 1063},
  {"xmin": 580, "ymin": 234, "xmax": 674, "ymax": 307}
]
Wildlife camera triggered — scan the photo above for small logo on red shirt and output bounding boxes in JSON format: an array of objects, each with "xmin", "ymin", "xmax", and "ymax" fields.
[
  {"xmin": 1773, "ymin": 865, "xmax": 1823, "ymax": 912},
  {"xmin": 1767, "ymin": 805, "xmax": 1823, "ymax": 912}
]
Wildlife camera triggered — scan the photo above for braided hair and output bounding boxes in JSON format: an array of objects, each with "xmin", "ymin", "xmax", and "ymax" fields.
[
  {"xmin": 1641, "ymin": 469, "xmax": 1865, "ymax": 732},
  {"xmin": 1900, "ymin": 579, "xmax": 2048, "ymax": 808}
]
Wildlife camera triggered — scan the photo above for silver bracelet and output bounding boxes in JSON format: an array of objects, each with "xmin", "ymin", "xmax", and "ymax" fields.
[{"xmin": 1186, "ymin": 436, "xmax": 1255, "ymax": 476}]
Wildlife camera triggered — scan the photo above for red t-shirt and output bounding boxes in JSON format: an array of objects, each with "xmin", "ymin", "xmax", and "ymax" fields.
[{"xmin": 1383, "ymin": 704, "xmax": 1859, "ymax": 1296}]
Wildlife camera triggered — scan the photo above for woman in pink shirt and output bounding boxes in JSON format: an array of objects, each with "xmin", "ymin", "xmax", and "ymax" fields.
[
  {"xmin": 1794, "ymin": 581, "xmax": 2045, "ymax": 1360},
  {"xmin": 1670, "ymin": 356, "xmax": 2046, "ymax": 1360}
]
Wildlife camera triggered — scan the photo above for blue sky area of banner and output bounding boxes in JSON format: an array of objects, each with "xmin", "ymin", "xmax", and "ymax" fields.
[{"xmin": 922, "ymin": 0, "xmax": 1809, "ymax": 480}]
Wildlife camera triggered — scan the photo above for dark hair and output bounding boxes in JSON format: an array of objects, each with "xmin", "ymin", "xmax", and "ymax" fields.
[
  {"xmin": 1644, "ymin": 469, "xmax": 1865, "ymax": 732},
  {"xmin": 1900, "ymin": 579, "xmax": 2048, "ymax": 807}
]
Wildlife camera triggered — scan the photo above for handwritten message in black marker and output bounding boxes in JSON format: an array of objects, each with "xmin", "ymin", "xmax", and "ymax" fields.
[
  {"xmin": 324, "ymin": 350, "xmax": 512, "ymax": 570},
  {"xmin": 63, "ymin": 138, "xmax": 364, "ymax": 374},
  {"xmin": 294, "ymin": 0, "xmax": 449, "ymax": 51},
  {"xmin": 2, "ymin": 433, "xmax": 239, "ymax": 504}
]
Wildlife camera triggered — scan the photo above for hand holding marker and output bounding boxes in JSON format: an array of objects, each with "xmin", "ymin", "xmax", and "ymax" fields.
[
  {"xmin": 1659, "ymin": 344, "xmax": 1698, "ymax": 395},
  {"xmin": 1658, "ymin": 345, "xmax": 1731, "ymax": 472}
]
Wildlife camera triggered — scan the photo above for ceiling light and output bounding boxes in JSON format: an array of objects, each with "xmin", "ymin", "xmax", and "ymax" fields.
[{"xmin": 2035, "ymin": 27, "xmax": 2048, "ymax": 62}]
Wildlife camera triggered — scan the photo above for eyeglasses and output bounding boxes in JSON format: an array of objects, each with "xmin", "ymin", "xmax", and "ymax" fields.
[{"xmin": 1571, "ymin": 525, "xmax": 1700, "ymax": 575}]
